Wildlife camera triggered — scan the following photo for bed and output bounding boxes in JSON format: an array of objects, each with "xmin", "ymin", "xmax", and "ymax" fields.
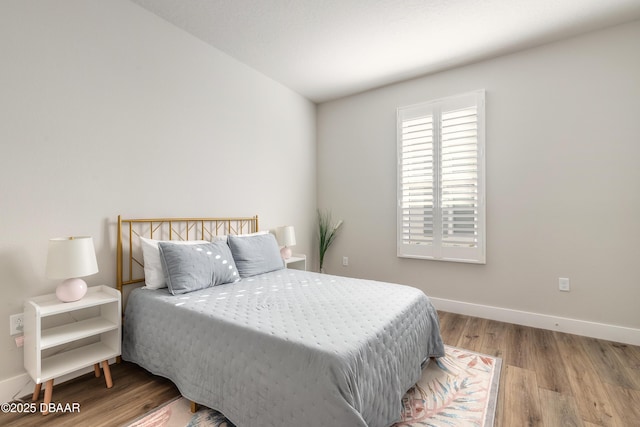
[{"xmin": 117, "ymin": 216, "xmax": 444, "ymax": 427}]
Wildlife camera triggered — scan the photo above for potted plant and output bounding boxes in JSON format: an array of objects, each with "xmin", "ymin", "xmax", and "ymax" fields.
[{"xmin": 317, "ymin": 209, "xmax": 343, "ymax": 273}]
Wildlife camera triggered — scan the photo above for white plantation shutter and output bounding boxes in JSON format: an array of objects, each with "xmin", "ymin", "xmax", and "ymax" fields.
[
  {"xmin": 397, "ymin": 91, "xmax": 485, "ymax": 263},
  {"xmin": 399, "ymin": 108, "xmax": 436, "ymax": 250}
]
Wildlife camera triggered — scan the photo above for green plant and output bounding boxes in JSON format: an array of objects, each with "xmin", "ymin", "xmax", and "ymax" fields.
[{"xmin": 317, "ymin": 209, "xmax": 343, "ymax": 273}]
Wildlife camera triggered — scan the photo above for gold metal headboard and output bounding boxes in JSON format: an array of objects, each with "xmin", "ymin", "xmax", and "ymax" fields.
[{"xmin": 116, "ymin": 215, "xmax": 259, "ymax": 296}]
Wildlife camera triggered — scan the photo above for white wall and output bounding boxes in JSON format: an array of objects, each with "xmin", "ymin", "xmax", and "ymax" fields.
[
  {"xmin": 0, "ymin": 0, "xmax": 316, "ymax": 394},
  {"xmin": 318, "ymin": 20, "xmax": 640, "ymax": 338}
]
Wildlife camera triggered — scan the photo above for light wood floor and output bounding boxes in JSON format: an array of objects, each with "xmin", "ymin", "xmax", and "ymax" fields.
[
  {"xmin": 438, "ymin": 311, "xmax": 640, "ymax": 427},
  {"xmin": 0, "ymin": 358, "xmax": 180, "ymax": 427},
  {"xmin": 2, "ymin": 311, "xmax": 639, "ymax": 426}
]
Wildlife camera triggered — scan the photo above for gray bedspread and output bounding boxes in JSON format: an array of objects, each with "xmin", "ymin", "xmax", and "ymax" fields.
[{"xmin": 122, "ymin": 269, "xmax": 444, "ymax": 427}]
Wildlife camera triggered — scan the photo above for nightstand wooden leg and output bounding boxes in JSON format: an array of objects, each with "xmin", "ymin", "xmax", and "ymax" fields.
[
  {"xmin": 101, "ymin": 360, "xmax": 113, "ymax": 388},
  {"xmin": 190, "ymin": 401, "xmax": 198, "ymax": 413},
  {"xmin": 32, "ymin": 383, "xmax": 42, "ymax": 401},
  {"xmin": 94, "ymin": 363, "xmax": 101, "ymax": 377},
  {"xmin": 42, "ymin": 379, "xmax": 53, "ymax": 415}
]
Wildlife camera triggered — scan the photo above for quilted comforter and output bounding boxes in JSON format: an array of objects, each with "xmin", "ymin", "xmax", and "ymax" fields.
[{"xmin": 122, "ymin": 269, "xmax": 444, "ymax": 427}]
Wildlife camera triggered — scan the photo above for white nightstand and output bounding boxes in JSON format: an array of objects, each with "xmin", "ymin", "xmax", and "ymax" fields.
[
  {"xmin": 24, "ymin": 285, "xmax": 121, "ymax": 414},
  {"xmin": 285, "ymin": 254, "xmax": 306, "ymax": 270}
]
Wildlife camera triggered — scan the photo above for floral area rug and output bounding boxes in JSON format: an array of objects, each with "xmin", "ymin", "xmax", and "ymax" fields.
[{"xmin": 126, "ymin": 345, "xmax": 501, "ymax": 427}]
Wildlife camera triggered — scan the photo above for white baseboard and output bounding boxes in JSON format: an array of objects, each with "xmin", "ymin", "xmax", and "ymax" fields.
[
  {"xmin": 1, "ymin": 359, "xmax": 116, "ymax": 405},
  {"xmin": 430, "ymin": 297, "xmax": 640, "ymax": 346},
  {"xmin": 0, "ymin": 372, "xmax": 34, "ymax": 405}
]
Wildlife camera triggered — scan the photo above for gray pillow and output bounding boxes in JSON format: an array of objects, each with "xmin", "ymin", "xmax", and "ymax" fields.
[
  {"xmin": 227, "ymin": 233, "xmax": 284, "ymax": 277},
  {"xmin": 158, "ymin": 241, "xmax": 239, "ymax": 295}
]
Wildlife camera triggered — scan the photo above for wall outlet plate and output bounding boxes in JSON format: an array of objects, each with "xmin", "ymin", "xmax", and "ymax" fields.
[
  {"xmin": 559, "ymin": 277, "xmax": 570, "ymax": 292},
  {"xmin": 10, "ymin": 313, "xmax": 24, "ymax": 336}
]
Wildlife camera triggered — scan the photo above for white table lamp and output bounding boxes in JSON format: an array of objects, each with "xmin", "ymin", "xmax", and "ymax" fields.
[
  {"xmin": 277, "ymin": 226, "xmax": 296, "ymax": 259},
  {"xmin": 46, "ymin": 236, "xmax": 99, "ymax": 302}
]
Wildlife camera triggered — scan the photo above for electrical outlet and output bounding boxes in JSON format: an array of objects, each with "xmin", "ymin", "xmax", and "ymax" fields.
[
  {"xmin": 342, "ymin": 256, "xmax": 349, "ymax": 266},
  {"xmin": 10, "ymin": 313, "xmax": 24, "ymax": 335},
  {"xmin": 559, "ymin": 277, "xmax": 570, "ymax": 292}
]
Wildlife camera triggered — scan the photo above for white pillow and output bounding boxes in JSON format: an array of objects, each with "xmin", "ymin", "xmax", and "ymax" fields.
[{"xmin": 140, "ymin": 236, "xmax": 208, "ymax": 289}]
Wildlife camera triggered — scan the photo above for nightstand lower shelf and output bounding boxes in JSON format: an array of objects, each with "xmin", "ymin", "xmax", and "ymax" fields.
[{"xmin": 40, "ymin": 342, "xmax": 119, "ymax": 382}]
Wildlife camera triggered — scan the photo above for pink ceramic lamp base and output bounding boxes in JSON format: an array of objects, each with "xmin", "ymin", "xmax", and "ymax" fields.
[
  {"xmin": 280, "ymin": 246, "xmax": 292, "ymax": 260},
  {"xmin": 56, "ymin": 278, "xmax": 88, "ymax": 302}
]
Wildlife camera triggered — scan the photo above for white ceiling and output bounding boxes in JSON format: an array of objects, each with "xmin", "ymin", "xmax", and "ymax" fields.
[{"xmin": 130, "ymin": 0, "xmax": 640, "ymax": 103}]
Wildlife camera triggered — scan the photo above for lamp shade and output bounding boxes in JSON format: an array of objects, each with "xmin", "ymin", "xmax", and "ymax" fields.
[
  {"xmin": 46, "ymin": 236, "xmax": 99, "ymax": 279},
  {"xmin": 277, "ymin": 226, "xmax": 296, "ymax": 247}
]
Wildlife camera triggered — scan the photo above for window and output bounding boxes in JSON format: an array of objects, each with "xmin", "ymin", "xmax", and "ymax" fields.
[{"xmin": 397, "ymin": 90, "xmax": 485, "ymax": 263}]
